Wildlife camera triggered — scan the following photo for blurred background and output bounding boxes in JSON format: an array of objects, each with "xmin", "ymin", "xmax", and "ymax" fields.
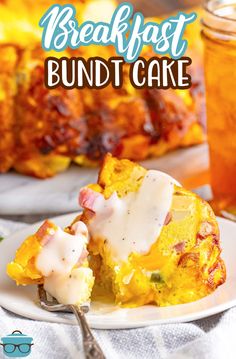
[
  {"xmin": 0, "ymin": 0, "xmax": 202, "ymax": 15},
  {"xmin": 119, "ymin": 0, "xmax": 201, "ymax": 15},
  {"xmin": 0, "ymin": 0, "xmax": 207, "ymax": 224}
]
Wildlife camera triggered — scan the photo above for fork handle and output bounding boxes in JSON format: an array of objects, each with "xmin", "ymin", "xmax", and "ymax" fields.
[{"xmin": 70, "ymin": 305, "xmax": 105, "ymax": 359}]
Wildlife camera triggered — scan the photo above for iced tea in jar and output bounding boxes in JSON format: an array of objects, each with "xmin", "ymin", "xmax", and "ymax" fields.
[{"xmin": 202, "ymin": 0, "xmax": 236, "ymax": 216}]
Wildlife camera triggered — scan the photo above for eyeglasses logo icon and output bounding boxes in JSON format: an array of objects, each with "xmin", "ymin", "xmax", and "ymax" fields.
[{"xmin": 1, "ymin": 330, "xmax": 34, "ymax": 357}]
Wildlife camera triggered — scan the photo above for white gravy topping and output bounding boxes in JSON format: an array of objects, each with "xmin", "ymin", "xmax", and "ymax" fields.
[
  {"xmin": 44, "ymin": 267, "xmax": 93, "ymax": 305},
  {"xmin": 36, "ymin": 221, "xmax": 88, "ymax": 277},
  {"xmin": 87, "ymin": 170, "xmax": 180, "ymax": 261},
  {"xmin": 35, "ymin": 221, "xmax": 92, "ymax": 305}
]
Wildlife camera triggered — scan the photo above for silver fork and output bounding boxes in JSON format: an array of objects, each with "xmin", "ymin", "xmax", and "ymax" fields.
[{"xmin": 38, "ymin": 285, "xmax": 105, "ymax": 359}]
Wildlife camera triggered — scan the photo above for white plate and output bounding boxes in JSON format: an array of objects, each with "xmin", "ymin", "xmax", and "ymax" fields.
[{"xmin": 0, "ymin": 214, "xmax": 235, "ymax": 329}]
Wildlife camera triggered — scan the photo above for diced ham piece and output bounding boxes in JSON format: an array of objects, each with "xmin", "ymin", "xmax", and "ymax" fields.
[
  {"xmin": 36, "ymin": 220, "xmax": 57, "ymax": 246},
  {"xmin": 79, "ymin": 187, "xmax": 102, "ymax": 212},
  {"xmin": 79, "ymin": 187, "xmax": 115, "ymax": 220},
  {"xmin": 197, "ymin": 221, "xmax": 214, "ymax": 240},
  {"xmin": 164, "ymin": 212, "xmax": 172, "ymax": 226},
  {"xmin": 173, "ymin": 241, "xmax": 186, "ymax": 253}
]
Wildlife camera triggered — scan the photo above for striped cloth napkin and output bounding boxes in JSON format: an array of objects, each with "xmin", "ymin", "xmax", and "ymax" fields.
[{"xmin": 0, "ymin": 218, "xmax": 234, "ymax": 359}]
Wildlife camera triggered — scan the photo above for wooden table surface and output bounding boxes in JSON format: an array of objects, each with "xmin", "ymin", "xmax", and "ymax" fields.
[{"xmin": 118, "ymin": 0, "xmax": 202, "ymax": 16}]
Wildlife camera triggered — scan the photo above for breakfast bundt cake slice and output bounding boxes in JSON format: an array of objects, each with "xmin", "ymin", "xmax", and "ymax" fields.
[{"xmin": 79, "ymin": 154, "xmax": 226, "ymax": 307}]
